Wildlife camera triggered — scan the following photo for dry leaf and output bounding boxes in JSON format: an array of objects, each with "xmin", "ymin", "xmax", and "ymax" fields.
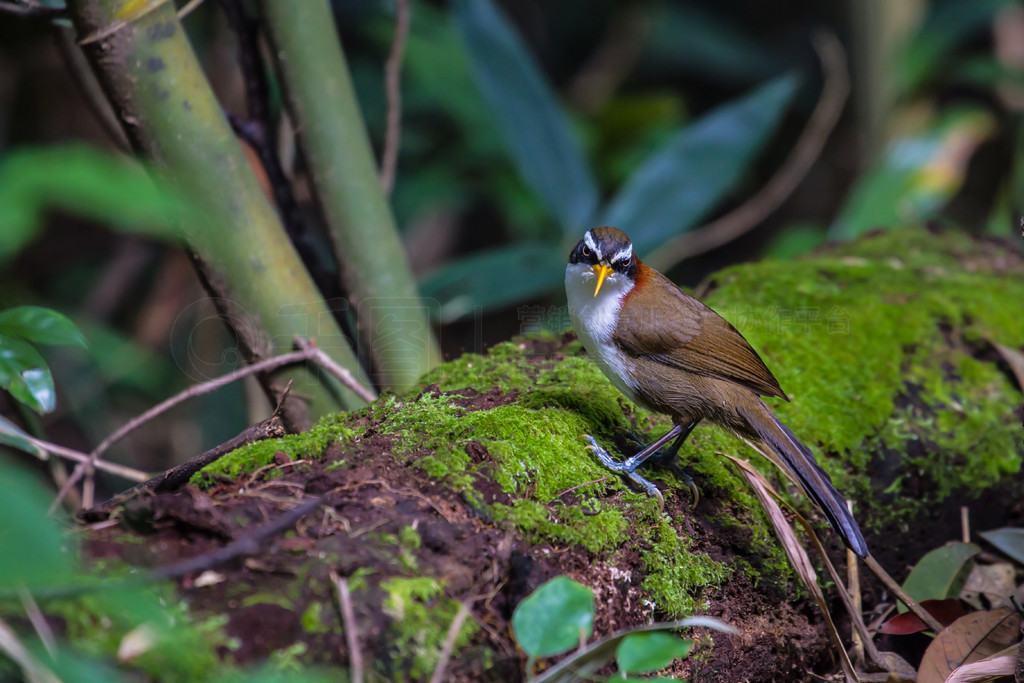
[
  {"xmin": 943, "ymin": 653, "xmax": 1016, "ymax": 682},
  {"xmin": 918, "ymin": 608, "xmax": 1021, "ymax": 683},
  {"xmin": 723, "ymin": 454, "xmax": 858, "ymax": 682},
  {"xmin": 960, "ymin": 563, "xmax": 1017, "ymax": 610}
]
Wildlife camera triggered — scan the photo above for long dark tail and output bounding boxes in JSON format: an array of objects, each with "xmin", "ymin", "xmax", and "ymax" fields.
[{"xmin": 739, "ymin": 403, "xmax": 869, "ymax": 558}]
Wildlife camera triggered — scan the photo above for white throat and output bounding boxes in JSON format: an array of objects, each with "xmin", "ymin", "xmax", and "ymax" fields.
[{"xmin": 565, "ymin": 262, "xmax": 640, "ymax": 402}]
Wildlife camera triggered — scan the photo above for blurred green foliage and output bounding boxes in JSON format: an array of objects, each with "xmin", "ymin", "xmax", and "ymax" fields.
[
  {"xmin": 419, "ymin": 0, "xmax": 802, "ymax": 321},
  {"xmin": 0, "ymin": 146, "xmax": 186, "ymax": 261}
]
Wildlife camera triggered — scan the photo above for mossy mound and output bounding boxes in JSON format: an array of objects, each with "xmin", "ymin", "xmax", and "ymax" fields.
[{"xmin": 172, "ymin": 226, "xmax": 1023, "ymax": 679}]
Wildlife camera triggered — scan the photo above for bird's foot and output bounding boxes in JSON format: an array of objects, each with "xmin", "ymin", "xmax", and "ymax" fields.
[{"xmin": 582, "ymin": 435, "xmax": 665, "ymax": 511}]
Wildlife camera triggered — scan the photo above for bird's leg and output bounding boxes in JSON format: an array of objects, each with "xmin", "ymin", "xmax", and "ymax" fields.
[
  {"xmin": 645, "ymin": 420, "xmax": 701, "ymax": 506},
  {"xmin": 583, "ymin": 424, "xmax": 685, "ymax": 510},
  {"xmin": 646, "ymin": 420, "xmax": 701, "ymax": 467}
]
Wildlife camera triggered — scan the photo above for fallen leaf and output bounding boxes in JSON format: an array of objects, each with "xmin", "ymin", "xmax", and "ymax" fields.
[
  {"xmin": 879, "ymin": 599, "xmax": 968, "ymax": 635},
  {"xmin": 943, "ymin": 653, "xmax": 1017, "ymax": 682},
  {"xmin": 960, "ymin": 563, "xmax": 1017, "ymax": 610},
  {"xmin": 917, "ymin": 607, "xmax": 1021, "ymax": 683}
]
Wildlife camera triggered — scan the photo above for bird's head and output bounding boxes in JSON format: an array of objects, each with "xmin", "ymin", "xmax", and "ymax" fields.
[{"xmin": 567, "ymin": 226, "xmax": 637, "ymax": 297}]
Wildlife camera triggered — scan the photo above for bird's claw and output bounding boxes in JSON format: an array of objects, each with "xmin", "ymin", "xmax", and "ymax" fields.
[{"xmin": 582, "ymin": 435, "xmax": 666, "ymax": 511}]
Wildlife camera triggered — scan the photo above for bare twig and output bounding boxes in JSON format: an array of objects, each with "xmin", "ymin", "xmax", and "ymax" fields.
[
  {"xmin": 846, "ymin": 502, "xmax": 864, "ymax": 665},
  {"xmin": 566, "ymin": 4, "xmax": 651, "ymax": 112},
  {"xmin": 51, "ymin": 343, "xmax": 375, "ymax": 513},
  {"xmin": 645, "ymin": 31, "xmax": 850, "ymax": 272},
  {"xmin": 294, "ymin": 337, "xmax": 377, "ymax": 403},
  {"xmin": 24, "ymin": 435, "xmax": 149, "ymax": 483},
  {"xmin": 151, "ymin": 495, "xmax": 323, "ymax": 580},
  {"xmin": 430, "ymin": 601, "xmax": 472, "ymax": 683},
  {"xmin": 556, "ymin": 477, "xmax": 611, "ymax": 498},
  {"xmin": 331, "ymin": 572, "xmax": 364, "ymax": 683},
  {"xmin": 93, "ymin": 415, "xmax": 286, "ymax": 510},
  {"xmin": 864, "ymin": 554, "xmax": 944, "ymax": 633},
  {"xmin": 961, "ymin": 505, "xmax": 970, "ymax": 543},
  {"xmin": 379, "ymin": 0, "xmax": 410, "ymax": 196}
]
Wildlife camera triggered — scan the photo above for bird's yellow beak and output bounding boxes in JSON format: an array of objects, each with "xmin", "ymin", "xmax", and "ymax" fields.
[{"xmin": 592, "ymin": 263, "xmax": 612, "ymax": 297}]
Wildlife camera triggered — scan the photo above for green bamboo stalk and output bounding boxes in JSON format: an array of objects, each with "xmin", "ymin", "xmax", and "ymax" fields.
[
  {"xmin": 259, "ymin": 0, "xmax": 441, "ymax": 391},
  {"xmin": 65, "ymin": 0, "xmax": 373, "ymax": 428}
]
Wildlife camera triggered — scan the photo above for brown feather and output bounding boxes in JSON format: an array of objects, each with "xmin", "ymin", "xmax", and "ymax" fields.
[{"xmin": 615, "ymin": 261, "xmax": 786, "ymax": 400}]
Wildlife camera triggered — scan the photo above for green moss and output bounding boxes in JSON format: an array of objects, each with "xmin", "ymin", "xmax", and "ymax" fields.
[
  {"xmin": 641, "ymin": 517, "xmax": 732, "ymax": 616},
  {"xmin": 301, "ymin": 601, "xmax": 330, "ymax": 634},
  {"xmin": 193, "ymin": 413, "xmax": 362, "ymax": 483},
  {"xmin": 399, "ymin": 526, "xmax": 422, "ymax": 551},
  {"xmin": 491, "ymin": 498, "xmax": 630, "ymax": 553},
  {"xmin": 379, "ymin": 577, "xmax": 477, "ymax": 681},
  {"xmin": 187, "ymin": 227, "xmax": 1023, "ymax": 631},
  {"xmin": 703, "ymin": 228, "xmax": 1024, "ymax": 521}
]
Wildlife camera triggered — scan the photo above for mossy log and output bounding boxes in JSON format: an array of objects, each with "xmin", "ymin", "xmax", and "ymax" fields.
[{"xmin": 87, "ymin": 227, "xmax": 1024, "ymax": 681}]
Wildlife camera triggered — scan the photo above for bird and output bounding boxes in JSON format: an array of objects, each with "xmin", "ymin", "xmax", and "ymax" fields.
[{"xmin": 565, "ymin": 226, "xmax": 869, "ymax": 558}]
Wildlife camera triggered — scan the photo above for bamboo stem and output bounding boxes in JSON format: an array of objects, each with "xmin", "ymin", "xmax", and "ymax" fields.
[{"xmin": 259, "ymin": 0, "xmax": 441, "ymax": 390}]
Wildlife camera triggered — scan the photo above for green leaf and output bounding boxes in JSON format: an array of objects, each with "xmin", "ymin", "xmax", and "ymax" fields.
[
  {"xmin": 900, "ymin": 542, "xmax": 980, "ymax": 612},
  {"xmin": 617, "ymin": 632, "xmax": 693, "ymax": 674},
  {"xmin": 454, "ymin": 0, "xmax": 598, "ymax": 236},
  {"xmin": 600, "ymin": 73, "xmax": 801, "ymax": 255},
  {"xmin": 512, "ymin": 576, "xmax": 595, "ymax": 658},
  {"xmin": 0, "ymin": 459, "xmax": 77, "ymax": 589},
  {"xmin": 0, "ymin": 333, "xmax": 56, "ymax": 413},
  {"xmin": 533, "ymin": 616, "xmax": 735, "ymax": 683},
  {"xmin": 418, "ymin": 243, "xmax": 565, "ymax": 322},
  {"xmin": 0, "ymin": 145, "xmax": 185, "ymax": 261},
  {"xmin": 979, "ymin": 528, "xmax": 1024, "ymax": 565},
  {"xmin": 0, "ymin": 306, "xmax": 87, "ymax": 347}
]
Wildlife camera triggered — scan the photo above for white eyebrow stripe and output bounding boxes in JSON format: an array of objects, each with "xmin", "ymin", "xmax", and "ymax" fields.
[
  {"xmin": 610, "ymin": 244, "xmax": 632, "ymax": 263},
  {"xmin": 583, "ymin": 231, "xmax": 600, "ymax": 260}
]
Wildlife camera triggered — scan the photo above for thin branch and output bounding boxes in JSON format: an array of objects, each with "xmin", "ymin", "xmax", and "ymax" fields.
[
  {"xmin": 294, "ymin": 337, "xmax": 377, "ymax": 403},
  {"xmin": 645, "ymin": 30, "xmax": 850, "ymax": 272},
  {"xmin": 93, "ymin": 415, "xmax": 286, "ymax": 510},
  {"xmin": 864, "ymin": 554, "xmax": 944, "ymax": 634},
  {"xmin": 846, "ymin": 502, "xmax": 864, "ymax": 666},
  {"xmin": 331, "ymin": 572, "xmax": 364, "ymax": 683},
  {"xmin": 379, "ymin": 0, "xmax": 410, "ymax": 196},
  {"xmin": 430, "ymin": 601, "xmax": 471, "ymax": 683},
  {"xmin": 566, "ymin": 4, "xmax": 651, "ymax": 112},
  {"xmin": 151, "ymin": 495, "xmax": 323, "ymax": 580},
  {"xmin": 51, "ymin": 343, "xmax": 375, "ymax": 513},
  {"xmin": 24, "ymin": 435, "xmax": 149, "ymax": 483}
]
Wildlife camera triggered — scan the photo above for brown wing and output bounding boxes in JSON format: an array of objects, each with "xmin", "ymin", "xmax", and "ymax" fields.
[{"xmin": 614, "ymin": 265, "xmax": 786, "ymax": 399}]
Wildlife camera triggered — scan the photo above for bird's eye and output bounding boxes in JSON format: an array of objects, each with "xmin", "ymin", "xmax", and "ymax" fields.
[
  {"xmin": 581, "ymin": 245, "xmax": 591, "ymax": 258},
  {"xmin": 620, "ymin": 257, "xmax": 631, "ymax": 269}
]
